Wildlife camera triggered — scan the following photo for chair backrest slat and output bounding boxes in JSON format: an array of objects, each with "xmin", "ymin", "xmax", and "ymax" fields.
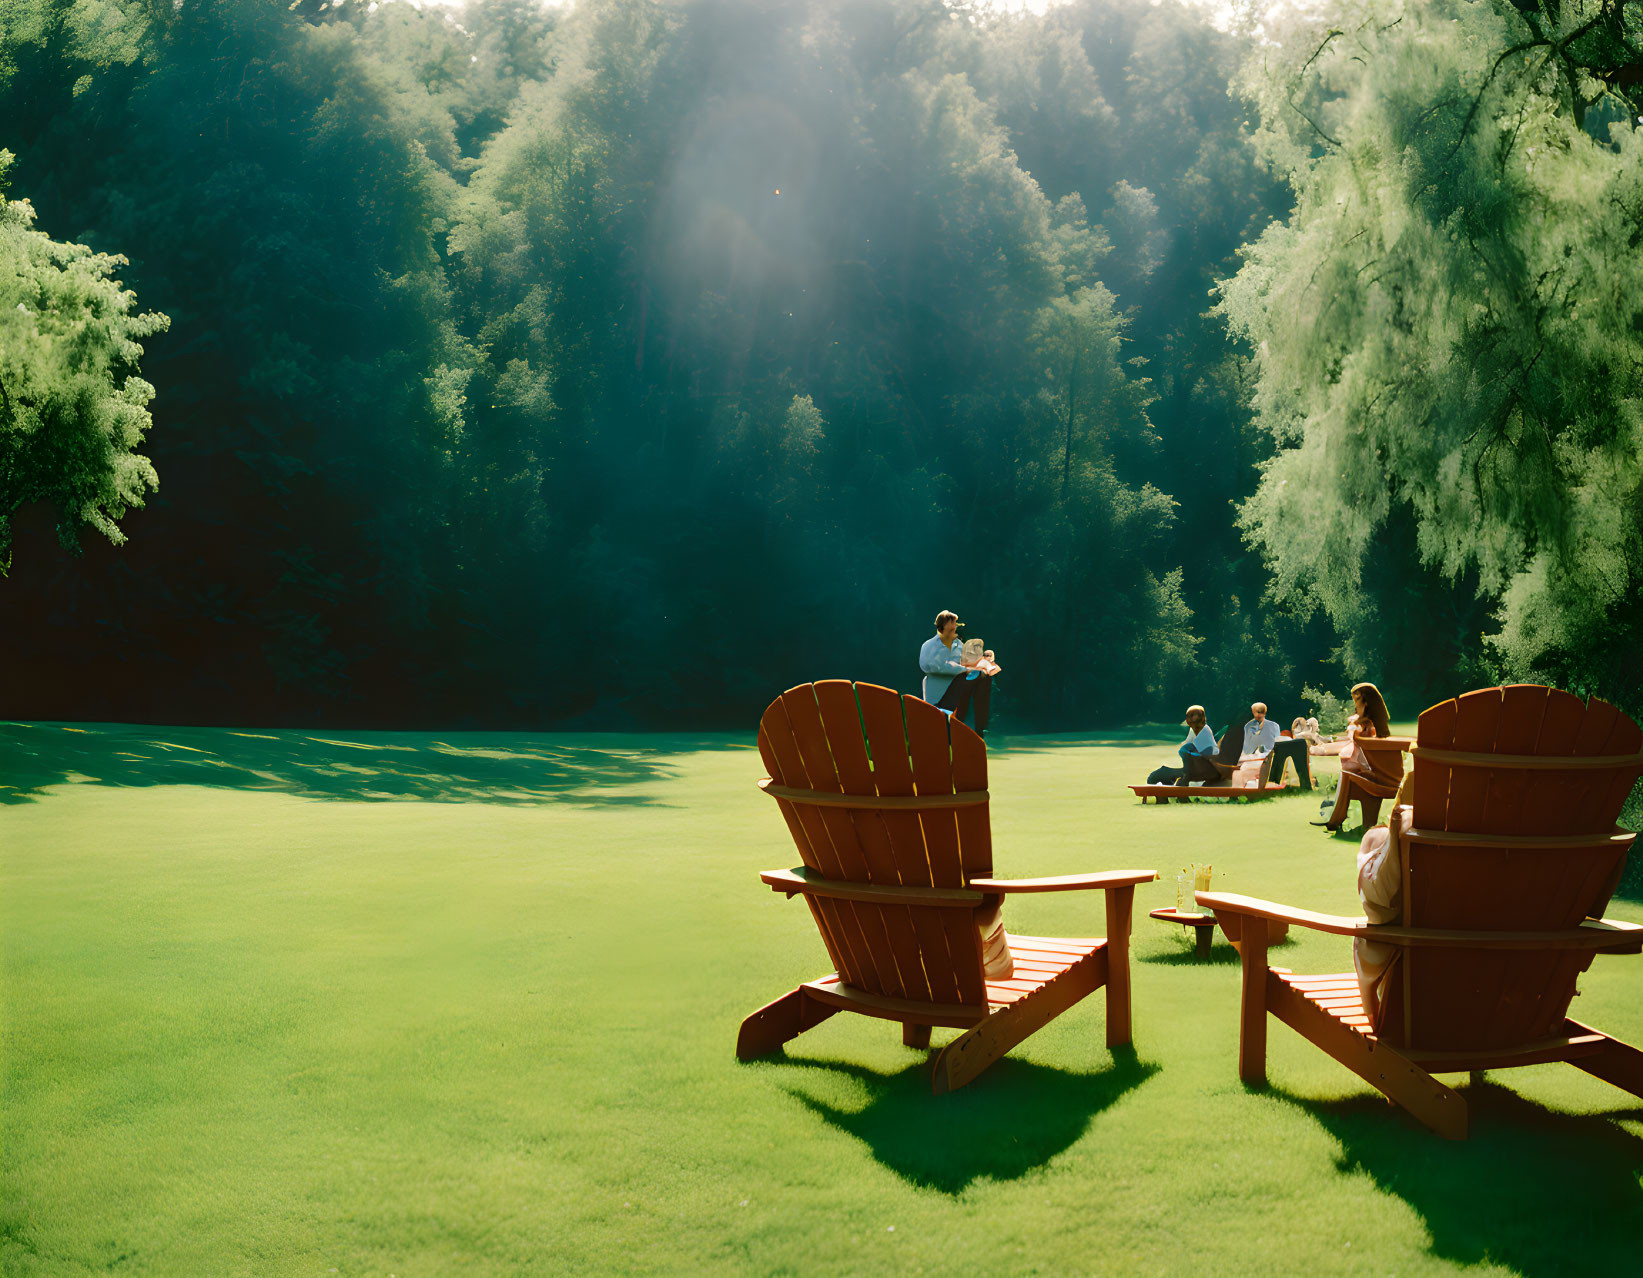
[
  {"xmin": 857, "ymin": 682, "xmax": 928, "ymax": 886},
  {"xmin": 910, "ymin": 905, "xmax": 964, "ymax": 1004},
  {"xmin": 951, "ymin": 720, "xmax": 993, "ymax": 879},
  {"xmin": 1520, "ymin": 687, "xmax": 1591, "ymax": 836},
  {"xmin": 1390, "ymin": 684, "xmax": 1642, "ymax": 1053},
  {"xmin": 906, "ymin": 697, "xmax": 965, "ymax": 888},
  {"xmin": 874, "ymin": 903, "xmax": 934, "ymax": 1003},
  {"xmin": 1411, "ymin": 696, "xmax": 1456, "ymax": 827},
  {"xmin": 790, "ymin": 892, "xmax": 849, "ymax": 980},
  {"xmin": 846, "ymin": 903, "xmax": 911, "ymax": 1000},
  {"xmin": 758, "ymin": 724, "xmax": 821, "ymax": 870},
  {"xmin": 940, "ymin": 908, "xmax": 989, "ymax": 1006},
  {"xmin": 1442, "ymin": 689, "xmax": 1502, "ymax": 832},
  {"xmin": 1597, "ymin": 707, "xmax": 1643, "ymax": 822},
  {"xmin": 758, "ymin": 681, "xmax": 989, "ymax": 1008},
  {"xmin": 808, "ymin": 896, "xmax": 872, "ymax": 989},
  {"xmin": 780, "ymin": 686, "xmax": 872, "ymax": 882},
  {"xmin": 759, "ymin": 706, "xmax": 839, "ymax": 876},
  {"xmin": 1482, "ymin": 684, "xmax": 1548, "ymax": 830},
  {"xmin": 813, "ymin": 680, "xmax": 902, "ymax": 883}
]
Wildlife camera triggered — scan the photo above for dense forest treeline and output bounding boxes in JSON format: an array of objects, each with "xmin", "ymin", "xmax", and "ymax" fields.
[{"xmin": 2, "ymin": 0, "xmax": 1639, "ymax": 731}]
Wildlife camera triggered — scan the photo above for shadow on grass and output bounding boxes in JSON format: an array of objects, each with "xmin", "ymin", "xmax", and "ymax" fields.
[
  {"xmin": 762, "ymin": 1046, "xmax": 1159, "ymax": 1194},
  {"xmin": 1268, "ymin": 1079, "xmax": 1643, "ymax": 1274},
  {"xmin": 1140, "ymin": 935, "xmax": 1295, "ymax": 966},
  {"xmin": 1001, "ymin": 735, "xmax": 1171, "ymax": 755},
  {"xmin": 0, "ymin": 721, "xmax": 742, "ymax": 806}
]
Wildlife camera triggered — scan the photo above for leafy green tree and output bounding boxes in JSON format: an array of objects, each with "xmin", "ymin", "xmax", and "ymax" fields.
[
  {"xmin": 0, "ymin": 0, "xmax": 480, "ymax": 718},
  {"xmin": 0, "ymin": 151, "xmax": 167, "ymax": 572},
  {"xmin": 0, "ymin": 0, "xmax": 1307, "ymax": 729},
  {"xmin": 1221, "ymin": 0, "xmax": 1643, "ymax": 708}
]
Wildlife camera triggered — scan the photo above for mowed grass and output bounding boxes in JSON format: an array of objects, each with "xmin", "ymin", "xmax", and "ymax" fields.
[{"xmin": 3, "ymin": 722, "xmax": 1642, "ymax": 1276}]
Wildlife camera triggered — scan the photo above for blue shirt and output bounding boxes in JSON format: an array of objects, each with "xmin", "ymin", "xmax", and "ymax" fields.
[
  {"xmin": 1179, "ymin": 725, "xmax": 1216, "ymax": 759},
  {"xmin": 1242, "ymin": 717, "xmax": 1281, "ymax": 756},
  {"xmin": 919, "ymin": 634, "xmax": 968, "ymax": 704}
]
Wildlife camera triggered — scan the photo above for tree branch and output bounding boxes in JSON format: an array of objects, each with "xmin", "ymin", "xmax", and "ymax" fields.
[
  {"xmin": 1447, "ymin": 39, "xmax": 1550, "ymax": 163},
  {"xmin": 1287, "ymin": 29, "xmax": 1345, "ymax": 148}
]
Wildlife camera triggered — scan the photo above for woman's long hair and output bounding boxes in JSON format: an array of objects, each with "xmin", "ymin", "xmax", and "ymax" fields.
[{"xmin": 1351, "ymin": 682, "xmax": 1392, "ymax": 738}]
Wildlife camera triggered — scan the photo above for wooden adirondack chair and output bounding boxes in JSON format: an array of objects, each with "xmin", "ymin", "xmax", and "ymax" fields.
[
  {"xmin": 1131, "ymin": 723, "xmax": 1290, "ymax": 803},
  {"xmin": 1322, "ymin": 735, "xmax": 1412, "ymax": 829},
  {"xmin": 738, "ymin": 680, "xmax": 1156, "ymax": 1094},
  {"xmin": 1200, "ymin": 684, "xmax": 1643, "ymax": 1138}
]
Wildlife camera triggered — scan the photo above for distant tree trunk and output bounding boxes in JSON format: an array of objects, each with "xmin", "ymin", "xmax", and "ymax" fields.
[
  {"xmin": 1061, "ymin": 350, "xmax": 1080, "ymax": 709},
  {"xmin": 1062, "ymin": 350, "xmax": 1079, "ymax": 501}
]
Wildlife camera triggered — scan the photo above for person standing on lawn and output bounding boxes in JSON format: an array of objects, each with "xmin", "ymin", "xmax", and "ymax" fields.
[{"xmin": 919, "ymin": 610, "xmax": 992, "ymax": 737}]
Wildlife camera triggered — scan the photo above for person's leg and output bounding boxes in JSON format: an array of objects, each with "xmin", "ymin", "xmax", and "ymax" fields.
[
  {"xmin": 1272, "ymin": 739, "xmax": 1311, "ymax": 788},
  {"xmin": 1147, "ymin": 765, "xmax": 1185, "ymax": 785},
  {"xmin": 937, "ymin": 677, "xmax": 975, "ymax": 725},
  {"xmin": 970, "ymin": 675, "xmax": 991, "ymax": 735},
  {"xmin": 1324, "ymin": 775, "xmax": 1355, "ymax": 829},
  {"xmin": 1185, "ymin": 754, "xmax": 1222, "ymax": 784}
]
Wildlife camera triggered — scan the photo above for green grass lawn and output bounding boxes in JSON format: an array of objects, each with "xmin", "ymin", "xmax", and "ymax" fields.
[{"xmin": 4, "ymin": 722, "xmax": 1642, "ymax": 1275}]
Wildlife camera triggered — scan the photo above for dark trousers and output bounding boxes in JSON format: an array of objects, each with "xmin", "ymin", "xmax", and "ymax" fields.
[
  {"xmin": 937, "ymin": 674, "xmax": 991, "ymax": 733},
  {"xmin": 1147, "ymin": 733, "xmax": 1238, "ymax": 787},
  {"xmin": 1265, "ymin": 738, "xmax": 1312, "ymax": 789}
]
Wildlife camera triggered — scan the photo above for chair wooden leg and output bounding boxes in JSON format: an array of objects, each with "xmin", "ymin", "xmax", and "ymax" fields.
[
  {"xmin": 931, "ymin": 950, "xmax": 1105, "ymax": 1094},
  {"xmin": 1104, "ymin": 885, "xmax": 1135, "ymax": 1047},
  {"xmin": 1328, "ymin": 781, "xmax": 1353, "ymax": 829},
  {"xmin": 1267, "ymin": 976, "xmax": 1467, "ymax": 1138},
  {"xmin": 1565, "ymin": 1020, "xmax": 1643, "ymax": 1100},
  {"xmin": 1238, "ymin": 915, "xmax": 1270, "ymax": 1086},
  {"xmin": 737, "ymin": 987, "xmax": 838, "ymax": 1060},
  {"xmin": 902, "ymin": 1022, "xmax": 932, "ymax": 1049},
  {"xmin": 1360, "ymin": 794, "xmax": 1384, "ymax": 826}
]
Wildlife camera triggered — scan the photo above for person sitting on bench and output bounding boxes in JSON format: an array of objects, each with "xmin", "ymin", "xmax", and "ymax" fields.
[
  {"xmin": 1145, "ymin": 706, "xmax": 1238, "ymax": 785},
  {"xmin": 919, "ymin": 609, "xmax": 992, "ymax": 738},
  {"xmin": 1237, "ymin": 701, "xmax": 1312, "ymax": 789}
]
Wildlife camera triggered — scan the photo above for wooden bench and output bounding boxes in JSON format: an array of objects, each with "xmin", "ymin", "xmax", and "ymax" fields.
[{"xmin": 1131, "ymin": 783, "xmax": 1287, "ymax": 804}]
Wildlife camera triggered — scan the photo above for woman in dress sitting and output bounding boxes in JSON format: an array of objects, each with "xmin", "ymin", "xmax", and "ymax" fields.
[{"xmin": 1315, "ymin": 682, "xmax": 1403, "ymax": 832}]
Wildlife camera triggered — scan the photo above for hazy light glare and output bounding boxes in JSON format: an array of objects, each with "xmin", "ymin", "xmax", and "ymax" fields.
[{"xmin": 396, "ymin": 0, "xmax": 1241, "ymax": 27}]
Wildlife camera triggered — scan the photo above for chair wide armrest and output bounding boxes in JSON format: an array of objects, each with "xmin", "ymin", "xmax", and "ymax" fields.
[
  {"xmin": 1195, "ymin": 891, "xmax": 1368, "ymax": 938},
  {"xmin": 1198, "ymin": 892, "xmax": 1643, "ymax": 951},
  {"xmin": 760, "ymin": 866, "xmax": 984, "ymax": 908},
  {"xmin": 968, "ymin": 870, "xmax": 1157, "ymax": 894}
]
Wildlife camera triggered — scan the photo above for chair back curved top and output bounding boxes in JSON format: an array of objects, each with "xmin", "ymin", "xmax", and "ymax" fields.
[
  {"xmin": 1379, "ymin": 684, "xmax": 1643, "ymax": 1051},
  {"xmin": 757, "ymin": 680, "xmax": 992, "ymax": 1007}
]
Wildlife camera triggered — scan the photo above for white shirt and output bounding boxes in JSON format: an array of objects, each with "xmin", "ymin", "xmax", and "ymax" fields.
[
  {"xmin": 918, "ymin": 634, "xmax": 967, "ymax": 704},
  {"xmin": 1182, "ymin": 725, "xmax": 1216, "ymax": 757},
  {"xmin": 1242, "ymin": 717, "xmax": 1281, "ymax": 756}
]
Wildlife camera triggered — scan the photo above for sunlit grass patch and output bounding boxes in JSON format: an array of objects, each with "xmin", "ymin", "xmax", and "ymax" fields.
[{"xmin": 3, "ymin": 728, "xmax": 1640, "ymax": 1274}]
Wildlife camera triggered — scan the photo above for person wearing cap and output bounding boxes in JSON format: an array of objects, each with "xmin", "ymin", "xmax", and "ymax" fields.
[{"xmin": 919, "ymin": 610, "xmax": 992, "ymax": 737}]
